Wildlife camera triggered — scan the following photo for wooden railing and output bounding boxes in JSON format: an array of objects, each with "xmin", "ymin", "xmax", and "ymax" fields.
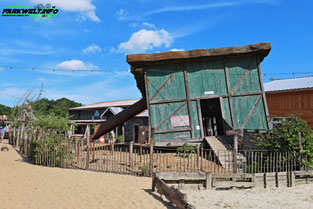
[{"xmin": 6, "ymin": 127, "xmax": 311, "ymax": 177}]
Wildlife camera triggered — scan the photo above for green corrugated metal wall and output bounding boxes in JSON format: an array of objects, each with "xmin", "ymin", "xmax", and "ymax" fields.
[{"xmin": 146, "ymin": 56, "xmax": 267, "ymax": 142}]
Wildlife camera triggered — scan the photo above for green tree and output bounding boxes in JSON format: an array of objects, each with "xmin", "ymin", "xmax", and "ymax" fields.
[
  {"xmin": 254, "ymin": 115, "xmax": 313, "ymax": 168},
  {"xmin": 0, "ymin": 104, "xmax": 12, "ymax": 115}
]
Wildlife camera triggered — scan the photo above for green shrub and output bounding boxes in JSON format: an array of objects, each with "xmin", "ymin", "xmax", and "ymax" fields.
[
  {"xmin": 254, "ymin": 115, "xmax": 313, "ymax": 168},
  {"xmin": 116, "ymin": 135, "xmax": 124, "ymax": 143},
  {"xmin": 176, "ymin": 143, "xmax": 195, "ymax": 158}
]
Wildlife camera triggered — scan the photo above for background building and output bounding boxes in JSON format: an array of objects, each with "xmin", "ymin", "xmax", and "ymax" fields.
[
  {"xmin": 265, "ymin": 76, "xmax": 313, "ymax": 128},
  {"xmin": 69, "ymin": 99, "xmax": 148, "ymax": 143}
]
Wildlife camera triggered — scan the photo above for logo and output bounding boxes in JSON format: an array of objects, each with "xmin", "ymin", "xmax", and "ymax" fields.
[{"xmin": 2, "ymin": 4, "xmax": 58, "ymax": 18}]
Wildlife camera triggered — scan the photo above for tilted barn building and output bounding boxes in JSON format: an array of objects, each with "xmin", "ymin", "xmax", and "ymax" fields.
[{"xmin": 127, "ymin": 43, "xmax": 271, "ymax": 146}]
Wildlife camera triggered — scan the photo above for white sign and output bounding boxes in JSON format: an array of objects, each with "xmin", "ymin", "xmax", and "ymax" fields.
[
  {"xmin": 171, "ymin": 115, "xmax": 190, "ymax": 127},
  {"xmin": 204, "ymin": 91, "xmax": 214, "ymax": 95}
]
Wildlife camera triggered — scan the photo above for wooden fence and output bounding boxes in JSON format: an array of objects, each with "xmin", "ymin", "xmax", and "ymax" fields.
[
  {"xmin": 6, "ymin": 127, "xmax": 311, "ymax": 177},
  {"xmin": 154, "ymin": 170, "xmax": 313, "ymax": 190}
]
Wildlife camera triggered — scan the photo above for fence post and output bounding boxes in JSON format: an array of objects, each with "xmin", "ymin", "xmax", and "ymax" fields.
[
  {"xmin": 298, "ymin": 132, "xmax": 303, "ymax": 171},
  {"xmin": 86, "ymin": 125, "xmax": 90, "ymax": 170},
  {"xmin": 196, "ymin": 144, "xmax": 200, "ymax": 171},
  {"xmin": 205, "ymin": 173, "xmax": 212, "ymax": 189},
  {"xmin": 149, "ymin": 128, "xmax": 155, "ymax": 176},
  {"xmin": 140, "ymin": 144, "xmax": 143, "ymax": 162},
  {"xmin": 129, "ymin": 141, "xmax": 133, "ymax": 168},
  {"xmin": 233, "ymin": 134, "xmax": 238, "ymax": 173}
]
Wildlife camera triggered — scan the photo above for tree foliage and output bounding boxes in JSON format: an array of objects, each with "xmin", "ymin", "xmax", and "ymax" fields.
[
  {"xmin": 0, "ymin": 104, "xmax": 12, "ymax": 115},
  {"xmin": 254, "ymin": 115, "xmax": 313, "ymax": 167},
  {"xmin": 29, "ymin": 97, "xmax": 82, "ymax": 117}
]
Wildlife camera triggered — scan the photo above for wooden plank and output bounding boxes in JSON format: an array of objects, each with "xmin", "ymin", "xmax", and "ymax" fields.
[
  {"xmin": 153, "ymin": 177, "xmax": 195, "ymax": 209},
  {"xmin": 148, "ymin": 91, "xmax": 263, "ymax": 105},
  {"xmin": 213, "ymin": 181, "xmax": 254, "ymax": 188},
  {"xmin": 197, "ymin": 99, "xmax": 204, "ymax": 138},
  {"xmin": 224, "ymin": 61, "xmax": 236, "ymax": 128},
  {"xmin": 183, "ymin": 63, "xmax": 194, "ymax": 138},
  {"xmin": 229, "ymin": 59, "xmax": 253, "ymax": 95},
  {"xmin": 127, "ymin": 43, "xmax": 271, "ymax": 64},
  {"xmin": 154, "ymin": 101, "xmax": 187, "ymax": 130},
  {"xmin": 155, "ymin": 172, "xmax": 206, "ymax": 181},
  {"xmin": 144, "ymin": 71, "xmax": 153, "ymax": 143},
  {"xmin": 154, "ymin": 127, "xmax": 191, "ymax": 134},
  {"xmin": 256, "ymin": 56, "xmax": 270, "ymax": 128}
]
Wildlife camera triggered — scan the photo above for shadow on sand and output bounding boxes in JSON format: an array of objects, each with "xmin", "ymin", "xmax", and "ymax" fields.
[{"xmin": 144, "ymin": 189, "xmax": 176, "ymax": 209}]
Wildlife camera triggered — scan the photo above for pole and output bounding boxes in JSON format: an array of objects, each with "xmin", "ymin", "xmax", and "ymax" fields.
[
  {"xmin": 86, "ymin": 125, "xmax": 90, "ymax": 170},
  {"xmin": 298, "ymin": 132, "xmax": 303, "ymax": 171},
  {"xmin": 129, "ymin": 141, "xmax": 133, "ymax": 168},
  {"xmin": 149, "ymin": 128, "xmax": 155, "ymax": 176},
  {"xmin": 233, "ymin": 134, "xmax": 238, "ymax": 173}
]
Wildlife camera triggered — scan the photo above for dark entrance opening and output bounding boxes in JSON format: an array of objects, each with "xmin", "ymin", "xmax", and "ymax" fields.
[
  {"xmin": 134, "ymin": 125, "xmax": 139, "ymax": 143},
  {"xmin": 200, "ymin": 98, "xmax": 224, "ymax": 136}
]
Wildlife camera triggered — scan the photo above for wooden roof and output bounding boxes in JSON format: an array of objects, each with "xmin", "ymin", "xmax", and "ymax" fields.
[{"xmin": 127, "ymin": 42, "xmax": 271, "ymax": 65}]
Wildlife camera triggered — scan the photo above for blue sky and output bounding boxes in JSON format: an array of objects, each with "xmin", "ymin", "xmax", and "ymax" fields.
[{"xmin": 0, "ymin": 0, "xmax": 312, "ymax": 107}]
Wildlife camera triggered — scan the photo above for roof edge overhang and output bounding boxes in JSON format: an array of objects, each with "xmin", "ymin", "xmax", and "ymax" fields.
[
  {"xmin": 265, "ymin": 87, "xmax": 313, "ymax": 94},
  {"xmin": 127, "ymin": 42, "xmax": 271, "ymax": 66}
]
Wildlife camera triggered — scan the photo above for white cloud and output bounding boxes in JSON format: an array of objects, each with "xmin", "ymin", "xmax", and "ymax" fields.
[
  {"xmin": 0, "ymin": 67, "xmax": 4, "ymax": 71},
  {"xmin": 142, "ymin": 22, "xmax": 156, "ymax": 29},
  {"xmin": 170, "ymin": 48, "xmax": 184, "ymax": 51},
  {"xmin": 118, "ymin": 29, "xmax": 173, "ymax": 53},
  {"xmin": 116, "ymin": 8, "xmax": 128, "ymax": 20},
  {"xmin": 145, "ymin": 2, "xmax": 240, "ymax": 15},
  {"xmin": 145, "ymin": 0, "xmax": 280, "ymax": 15},
  {"xmin": 30, "ymin": 0, "xmax": 100, "ymax": 22},
  {"xmin": 56, "ymin": 60, "xmax": 98, "ymax": 71},
  {"xmin": 82, "ymin": 44, "xmax": 102, "ymax": 54}
]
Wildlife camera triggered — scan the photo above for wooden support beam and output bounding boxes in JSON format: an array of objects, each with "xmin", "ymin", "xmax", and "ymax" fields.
[
  {"xmin": 224, "ymin": 60, "xmax": 236, "ymax": 128},
  {"xmin": 154, "ymin": 127, "xmax": 191, "ymax": 134},
  {"xmin": 197, "ymin": 99, "xmax": 204, "ymax": 139},
  {"xmin": 183, "ymin": 63, "xmax": 194, "ymax": 138},
  {"xmin": 149, "ymin": 91, "xmax": 263, "ymax": 105},
  {"xmin": 256, "ymin": 56, "xmax": 270, "ymax": 129},
  {"xmin": 144, "ymin": 71, "xmax": 153, "ymax": 143}
]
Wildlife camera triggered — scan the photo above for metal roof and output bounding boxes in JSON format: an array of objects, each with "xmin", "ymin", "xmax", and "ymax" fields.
[
  {"xmin": 136, "ymin": 109, "xmax": 149, "ymax": 117},
  {"xmin": 264, "ymin": 76, "xmax": 313, "ymax": 92},
  {"xmin": 69, "ymin": 99, "xmax": 141, "ymax": 110}
]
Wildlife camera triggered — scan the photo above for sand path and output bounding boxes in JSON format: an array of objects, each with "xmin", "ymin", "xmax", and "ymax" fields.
[
  {"xmin": 0, "ymin": 145, "xmax": 172, "ymax": 209},
  {"xmin": 184, "ymin": 183, "xmax": 313, "ymax": 209}
]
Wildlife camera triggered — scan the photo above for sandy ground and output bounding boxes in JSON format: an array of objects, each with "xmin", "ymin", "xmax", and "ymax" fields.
[
  {"xmin": 0, "ymin": 144, "xmax": 173, "ymax": 209},
  {"xmin": 184, "ymin": 184, "xmax": 313, "ymax": 209}
]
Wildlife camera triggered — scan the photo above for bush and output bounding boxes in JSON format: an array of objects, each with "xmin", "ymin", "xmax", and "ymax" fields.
[
  {"xmin": 253, "ymin": 115, "xmax": 313, "ymax": 168},
  {"xmin": 176, "ymin": 143, "xmax": 195, "ymax": 158}
]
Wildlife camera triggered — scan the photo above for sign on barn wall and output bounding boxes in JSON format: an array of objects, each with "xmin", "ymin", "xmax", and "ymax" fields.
[
  {"xmin": 226, "ymin": 129, "xmax": 241, "ymax": 135},
  {"xmin": 171, "ymin": 115, "xmax": 190, "ymax": 127}
]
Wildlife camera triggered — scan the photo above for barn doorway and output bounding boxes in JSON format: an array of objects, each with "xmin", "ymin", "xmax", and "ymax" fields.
[
  {"xmin": 200, "ymin": 98, "xmax": 224, "ymax": 136},
  {"xmin": 133, "ymin": 125, "xmax": 148, "ymax": 143}
]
